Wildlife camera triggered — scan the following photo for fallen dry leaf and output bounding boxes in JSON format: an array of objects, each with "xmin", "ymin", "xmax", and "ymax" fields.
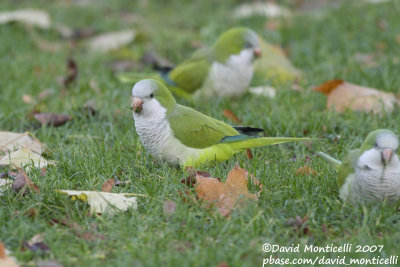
[
  {"xmin": 23, "ymin": 234, "xmax": 50, "ymax": 253},
  {"xmin": 0, "ymin": 9, "xmax": 51, "ymax": 29},
  {"xmin": 222, "ymin": 109, "xmax": 242, "ymax": 123},
  {"xmin": 50, "ymin": 218, "xmax": 106, "ymax": 242},
  {"xmin": 62, "ymin": 58, "xmax": 78, "ymax": 87},
  {"xmin": 58, "ymin": 190, "xmax": 137, "ymax": 214},
  {"xmin": 163, "ymin": 200, "xmax": 177, "ymax": 217},
  {"xmin": 0, "ymin": 147, "xmax": 54, "ymax": 169},
  {"xmin": 82, "ymin": 100, "xmax": 98, "ymax": 117},
  {"xmin": 87, "ymin": 30, "xmax": 136, "ymax": 52},
  {"xmin": 1, "ymin": 148, "xmax": 46, "ymax": 169},
  {"xmin": 0, "ymin": 131, "xmax": 44, "ymax": 154},
  {"xmin": 313, "ymin": 79, "xmax": 398, "ymax": 114},
  {"xmin": 141, "ymin": 50, "xmax": 173, "ymax": 69},
  {"xmin": 37, "ymin": 89, "xmax": 54, "ymax": 100},
  {"xmin": 12, "ymin": 167, "xmax": 40, "ymax": 194},
  {"xmin": 0, "ymin": 242, "xmax": 19, "ymax": 267},
  {"xmin": 24, "ymin": 207, "xmax": 39, "ymax": 218},
  {"xmin": 233, "ymin": 2, "xmax": 291, "ymax": 18},
  {"xmin": 22, "ymin": 94, "xmax": 35, "ymax": 104},
  {"xmin": 246, "ymin": 149, "xmax": 253, "ymax": 159},
  {"xmin": 248, "ymin": 86, "xmax": 276, "ymax": 98},
  {"xmin": 193, "ymin": 164, "xmax": 259, "ymax": 216},
  {"xmin": 102, "ymin": 178, "xmax": 116, "ymax": 192},
  {"xmin": 286, "ymin": 215, "xmax": 311, "ymax": 237},
  {"xmin": 295, "ymin": 166, "xmax": 317, "ymax": 176},
  {"xmin": 34, "ymin": 112, "xmax": 72, "ymax": 126}
]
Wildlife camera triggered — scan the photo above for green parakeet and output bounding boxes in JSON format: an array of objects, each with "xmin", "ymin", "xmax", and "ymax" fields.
[
  {"xmin": 120, "ymin": 27, "xmax": 262, "ymax": 100},
  {"xmin": 250, "ymin": 36, "xmax": 301, "ymax": 88},
  {"xmin": 319, "ymin": 129, "xmax": 400, "ymax": 204},
  {"xmin": 131, "ymin": 79, "xmax": 309, "ymax": 168}
]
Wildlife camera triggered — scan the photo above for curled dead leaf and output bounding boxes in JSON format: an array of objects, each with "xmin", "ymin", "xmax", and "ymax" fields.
[
  {"xmin": 313, "ymin": 79, "xmax": 398, "ymax": 114},
  {"xmin": 193, "ymin": 164, "xmax": 259, "ymax": 216},
  {"xmin": 12, "ymin": 167, "xmax": 40, "ymax": 194},
  {"xmin": 295, "ymin": 166, "xmax": 317, "ymax": 176},
  {"xmin": 102, "ymin": 178, "xmax": 116, "ymax": 192},
  {"xmin": 0, "ymin": 131, "xmax": 44, "ymax": 154},
  {"xmin": 62, "ymin": 58, "xmax": 78, "ymax": 87},
  {"xmin": 222, "ymin": 109, "xmax": 242, "ymax": 123},
  {"xmin": 34, "ymin": 113, "xmax": 72, "ymax": 126},
  {"xmin": 0, "ymin": 242, "xmax": 19, "ymax": 267},
  {"xmin": 87, "ymin": 30, "xmax": 136, "ymax": 53},
  {"xmin": 23, "ymin": 234, "xmax": 50, "ymax": 253}
]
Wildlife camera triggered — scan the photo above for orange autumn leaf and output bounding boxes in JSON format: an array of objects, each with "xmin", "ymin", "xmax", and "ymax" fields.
[
  {"xmin": 222, "ymin": 109, "xmax": 242, "ymax": 123},
  {"xmin": 194, "ymin": 164, "xmax": 258, "ymax": 216},
  {"xmin": 313, "ymin": 79, "xmax": 398, "ymax": 114},
  {"xmin": 102, "ymin": 178, "xmax": 116, "ymax": 192},
  {"xmin": 0, "ymin": 242, "xmax": 19, "ymax": 267},
  {"xmin": 246, "ymin": 149, "xmax": 253, "ymax": 159},
  {"xmin": 295, "ymin": 166, "xmax": 317, "ymax": 176}
]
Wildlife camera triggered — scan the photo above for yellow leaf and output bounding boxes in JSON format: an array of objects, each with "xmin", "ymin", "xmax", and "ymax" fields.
[
  {"xmin": 0, "ymin": 9, "xmax": 51, "ymax": 28},
  {"xmin": 0, "ymin": 147, "xmax": 55, "ymax": 170},
  {"xmin": 0, "ymin": 131, "xmax": 44, "ymax": 154},
  {"xmin": 58, "ymin": 190, "xmax": 137, "ymax": 214},
  {"xmin": 87, "ymin": 30, "xmax": 136, "ymax": 53}
]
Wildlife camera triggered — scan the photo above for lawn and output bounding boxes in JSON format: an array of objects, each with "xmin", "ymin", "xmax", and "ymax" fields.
[{"xmin": 1, "ymin": 0, "xmax": 400, "ymax": 266}]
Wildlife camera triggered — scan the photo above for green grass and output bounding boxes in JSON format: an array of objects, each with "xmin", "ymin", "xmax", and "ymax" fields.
[{"xmin": 1, "ymin": 0, "xmax": 400, "ymax": 266}]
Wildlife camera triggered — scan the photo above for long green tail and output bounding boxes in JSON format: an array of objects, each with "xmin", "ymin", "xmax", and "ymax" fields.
[
  {"xmin": 317, "ymin": 152, "xmax": 342, "ymax": 169},
  {"xmin": 226, "ymin": 137, "xmax": 312, "ymax": 150}
]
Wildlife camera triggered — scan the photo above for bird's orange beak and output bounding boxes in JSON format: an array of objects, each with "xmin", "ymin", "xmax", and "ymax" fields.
[
  {"xmin": 132, "ymin": 97, "xmax": 143, "ymax": 113},
  {"xmin": 254, "ymin": 47, "xmax": 262, "ymax": 58},
  {"xmin": 381, "ymin": 148, "xmax": 393, "ymax": 165}
]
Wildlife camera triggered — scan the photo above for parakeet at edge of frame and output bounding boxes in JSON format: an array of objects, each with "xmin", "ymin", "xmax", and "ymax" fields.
[
  {"xmin": 130, "ymin": 79, "xmax": 311, "ymax": 168},
  {"xmin": 319, "ymin": 129, "xmax": 400, "ymax": 204},
  {"xmin": 120, "ymin": 27, "xmax": 262, "ymax": 100}
]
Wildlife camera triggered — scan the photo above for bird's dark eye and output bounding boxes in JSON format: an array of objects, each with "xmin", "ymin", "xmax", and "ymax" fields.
[
  {"xmin": 150, "ymin": 93, "xmax": 154, "ymax": 98},
  {"xmin": 374, "ymin": 142, "xmax": 378, "ymax": 147},
  {"xmin": 244, "ymin": 42, "xmax": 252, "ymax": 48}
]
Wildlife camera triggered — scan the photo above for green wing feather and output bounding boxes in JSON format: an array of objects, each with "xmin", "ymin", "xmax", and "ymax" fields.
[
  {"xmin": 168, "ymin": 104, "xmax": 239, "ymax": 149},
  {"xmin": 337, "ymin": 149, "xmax": 360, "ymax": 187},
  {"xmin": 168, "ymin": 48, "xmax": 213, "ymax": 94},
  {"xmin": 169, "ymin": 105, "xmax": 312, "ymax": 150}
]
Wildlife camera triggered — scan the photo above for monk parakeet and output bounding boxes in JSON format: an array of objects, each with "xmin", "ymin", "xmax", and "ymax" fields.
[
  {"xmin": 120, "ymin": 27, "xmax": 262, "ymax": 100},
  {"xmin": 319, "ymin": 129, "xmax": 400, "ymax": 204},
  {"xmin": 131, "ymin": 79, "xmax": 309, "ymax": 168}
]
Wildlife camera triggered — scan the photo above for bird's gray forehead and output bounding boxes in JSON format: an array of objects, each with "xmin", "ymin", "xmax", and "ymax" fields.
[
  {"xmin": 376, "ymin": 132, "xmax": 399, "ymax": 149},
  {"xmin": 246, "ymin": 31, "xmax": 259, "ymax": 46},
  {"xmin": 132, "ymin": 80, "xmax": 158, "ymax": 97}
]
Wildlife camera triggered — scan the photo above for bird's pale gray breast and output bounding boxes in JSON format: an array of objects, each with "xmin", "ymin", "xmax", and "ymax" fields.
[
  {"xmin": 354, "ymin": 167, "xmax": 400, "ymax": 202},
  {"xmin": 135, "ymin": 119, "xmax": 170, "ymax": 157}
]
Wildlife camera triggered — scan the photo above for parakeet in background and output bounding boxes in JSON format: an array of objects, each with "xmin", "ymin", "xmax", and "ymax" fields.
[
  {"xmin": 319, "ymin": 129, "xmax": 400, "ymax": 204},
  {"xmin": 131, "ymin": 79, "xmax": 310, "ymax": 168},
  {"xmin": 120, "ymin": 27, "xmax": 262, "ymax": 100},
  {"xmin": 250, "ymin": 36, "xmax": 301, "ymax": 88}
]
